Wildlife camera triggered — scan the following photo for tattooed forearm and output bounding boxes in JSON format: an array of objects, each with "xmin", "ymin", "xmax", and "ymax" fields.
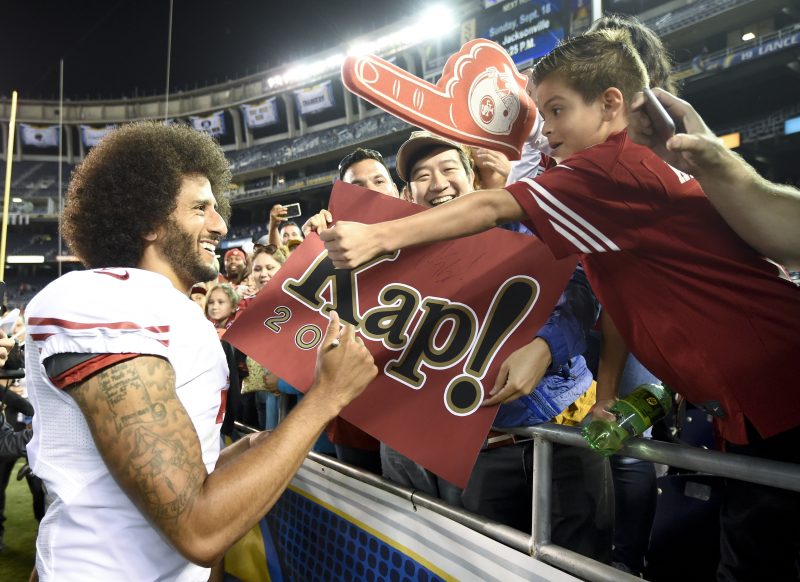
[{"xmin": 131, "ymin": 426, "xmax": 205, "ymax": 520}]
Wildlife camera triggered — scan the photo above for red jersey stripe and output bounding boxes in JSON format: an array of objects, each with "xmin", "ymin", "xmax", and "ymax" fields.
[{"xmin": 50, "ymin": 353, "xmax": 140, "ymax": 389}]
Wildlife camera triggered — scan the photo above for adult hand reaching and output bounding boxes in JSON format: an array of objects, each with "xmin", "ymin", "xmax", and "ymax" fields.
[
  {"xmin": 589, "ymin": 398, "xmax": 618, "ymax": 423},
  {"xmin": 473, "ymin": 148, "xmax": 512, "ymax": 190},
  {"xmin": 482, "ymin": 338, "xmax": 552, "ymax": 407},
  {"xmin": 628, "ymin": 87, "xmax": 726, "ymax": 177},
  {"xmin": 301, "ymin": 209, "xmax": 334, "ymax": 237},
  {"xmin": 320, "ymin": 222, "xmax": 386, "ymax": 269},
  {"xmin": 629, "ymin": 87, "xmax": 800, "ymax": 267},
  {"xmin": 270, "ymin": 203, "xmax": 289, "ymax": 225}
]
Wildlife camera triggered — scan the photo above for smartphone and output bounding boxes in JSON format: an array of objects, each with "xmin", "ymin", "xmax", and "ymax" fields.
[
  {"xmin": 283, "ymin": 202, "xmax": 301, "ymax": 219},
  {"xmin": 642, "ymin": 87, "xmax": 676, "ymax": 142}
]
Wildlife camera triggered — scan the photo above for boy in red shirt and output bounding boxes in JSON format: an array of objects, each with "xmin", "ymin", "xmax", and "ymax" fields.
[{"xmin": 323, "ymin": 29, "xmax": 800, "ymax": 580}]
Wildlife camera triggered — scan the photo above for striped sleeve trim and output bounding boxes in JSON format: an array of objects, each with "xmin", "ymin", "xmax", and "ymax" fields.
[
  {"xmin": 27, "ymin": 317, "xmax": 170, "ymax": 347},
  {"xmin": 520, "ymin": 177, "xmax": 620, "ymax": 253}
]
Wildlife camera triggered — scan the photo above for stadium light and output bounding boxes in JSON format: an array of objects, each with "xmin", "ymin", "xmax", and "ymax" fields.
[
  {"xmin": 283, "ymin": 54, "xmax": 343, "ymax": 83},
  {"xmin": 7, "ymin": 255, "xmax": 45, "ymax": 264},
  {"xmin": 414, "ymin": 4, "xmax": 456, "ymax": 43},
  {"xmin": 347, "ymin": 41, "xmax": 376, "ymax": 57},
  {"xmin": 269, "ymin": 5, "xmax": 455, "ymax": 91},
  {"xmin": 742, "ymin": 32, "xmax": 756, "ymax": 41}
]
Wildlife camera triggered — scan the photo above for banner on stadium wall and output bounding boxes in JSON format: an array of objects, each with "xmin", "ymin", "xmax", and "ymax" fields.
[
  {"xmin": 189, "ymin": 110, "xmax": 226, "ymax": 136},
  {"xmin": 224, "ymin": 459, "xmax": 579, "ymax": 582},
  {"xmin": 225, "ymin": 182, "xmax": 577, "ymax": 487},
  {"xmin": 676, "ymin": 28, "xmax": 800, "ymax": 81},
  {"xmin": 294, "ymin": 80, "xmax": 335, "ymax": 115},
  {"xmin": 79, "ymin": 124, "xmax": 117, "ymax": 148},
  {"xmin": 241, "ymin": 97, "xmax": 280, "ymax": 128},
  {"xmin": 20, "ymin": 124, "xmax": 59, "ymax": 148}
]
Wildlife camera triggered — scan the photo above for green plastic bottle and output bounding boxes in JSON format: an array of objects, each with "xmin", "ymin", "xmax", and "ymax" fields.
[{"xmin": 582, "ymin": 383, "xmax": 673, "ymax": 456}]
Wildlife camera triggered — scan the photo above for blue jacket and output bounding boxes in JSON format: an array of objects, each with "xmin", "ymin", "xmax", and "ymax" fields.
[{"xmin": 493, "ymin": 251, "xmax": 598, "ymax": 427}]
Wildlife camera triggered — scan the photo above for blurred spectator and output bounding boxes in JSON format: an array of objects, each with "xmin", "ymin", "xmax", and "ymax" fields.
[
  {"xmin": 1, "ymin": 319, "xmax": 40, "ymax": 553},
  {"xmin": 267, "ymin": 203, "xmax": 305, "ymax": 249},
  {"xmin": 337, "ymin": 147, "xmax": 402, "ymax": 198},
  {"xmin": 220, "ymin": 248, "xmax": 248, "ymax": 287},
  {"xmin": 189, "ymin": 283, "xmax": 208, "ymax": 310},
  {"xmin": 206, "ymin": 284, "xmax": 240, "ymax": 338},
  {"xmin": 280, "ymin": 222, "xmax": 303, "ymax": 245}
]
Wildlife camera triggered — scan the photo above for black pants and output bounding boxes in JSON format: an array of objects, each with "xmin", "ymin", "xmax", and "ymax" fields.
[
  {"xmin": 0, "ymin": 456, "xmax": 15, "ymax": 538},
  {"xmin": 610, "ymin": 455, "xmax": 657, "ymax": 574},
  {"xmin": 461, "ymin": 442, "xmax": 614, "ymax": 563},
  {"xmin": 718, "ymin": 422, "xmax": 800, "ymax": 582}
]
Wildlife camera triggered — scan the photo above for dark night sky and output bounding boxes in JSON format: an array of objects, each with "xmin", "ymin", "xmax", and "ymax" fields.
[{"xmin": 1, "ymin": 0, "xmax": 425, "ymax": 101}]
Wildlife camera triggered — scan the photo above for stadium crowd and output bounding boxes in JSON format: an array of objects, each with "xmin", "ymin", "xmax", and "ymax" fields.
[{"xmin": 1, "ymin": 13, "xmax": 798, "ymax": 582}]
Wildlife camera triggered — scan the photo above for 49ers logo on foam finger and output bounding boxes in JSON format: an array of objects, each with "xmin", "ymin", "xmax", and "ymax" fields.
[
  {"xmin": 469, "ymin": 66, "xmax": 521, "ymax": 135},
  {"xmin": 341, "ymin": 39, "xmax": 536, "ymax": 160}
]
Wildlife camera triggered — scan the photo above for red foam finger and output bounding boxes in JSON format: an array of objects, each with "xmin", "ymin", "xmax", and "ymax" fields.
[{"xmin": 342, "ymin": 39, "xmax": 537, "ymax": 161}]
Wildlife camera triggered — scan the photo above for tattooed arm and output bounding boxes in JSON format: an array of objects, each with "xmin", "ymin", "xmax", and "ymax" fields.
[{"xmin": 66, "ymin": 311, "xmax": 376, "ymax": 566}]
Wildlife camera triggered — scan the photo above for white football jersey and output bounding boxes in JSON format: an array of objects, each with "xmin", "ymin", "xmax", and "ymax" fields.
[{"xmin": 25, "ymin": 268, "xmax": 228, "ymax": 581}]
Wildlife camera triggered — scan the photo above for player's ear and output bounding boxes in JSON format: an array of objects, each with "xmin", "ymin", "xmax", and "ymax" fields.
[{"xmin": 601, "ymin": 87, "xmax": 624, "ymax": 120}]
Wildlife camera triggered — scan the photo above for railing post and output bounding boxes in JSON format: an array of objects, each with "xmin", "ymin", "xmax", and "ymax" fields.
[{"xmin": 530, "ymin": 434, "xmax": 552, "ymax": 558}]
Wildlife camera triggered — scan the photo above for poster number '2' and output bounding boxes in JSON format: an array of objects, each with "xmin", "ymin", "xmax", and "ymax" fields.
[
  {"xmin": 264, "ymin": 306, "xmax": 291, "ymax": 333},
  {"xmin": 263, "ymin": 306, "xmax": 323, "ymax": 350}
]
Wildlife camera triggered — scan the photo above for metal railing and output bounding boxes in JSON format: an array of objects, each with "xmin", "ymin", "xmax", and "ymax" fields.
[
  {"xmin": 510, "ymin": 424, "xmax": 800, "ymax": 580},
  {"xmin": 233, "ymin": 421, "xmax": 800, "ymax": 581}
]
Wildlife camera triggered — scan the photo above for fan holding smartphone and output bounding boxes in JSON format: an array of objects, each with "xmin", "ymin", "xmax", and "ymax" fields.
[{"xmin": 266, "ymin": 202, "xmax": 305, "ymax": 248}]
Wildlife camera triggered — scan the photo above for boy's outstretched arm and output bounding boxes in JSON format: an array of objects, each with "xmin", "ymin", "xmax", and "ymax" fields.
[{"xmin": 321, "ymin": 188, "xmax": 526, "ymax": 268}]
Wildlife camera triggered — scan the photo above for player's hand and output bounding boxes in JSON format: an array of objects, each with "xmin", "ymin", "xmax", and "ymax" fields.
[
  {"xmin": 302, "ymin": 209, "xmax": 334, "ymax": 237},
  {"xmin": 589, "ymin": 398, "xmax": 618, "ymax": 422},
  {"xmin": 482, "ymin": 338, "xmax": 552, "ymax": 406},
  {"xmin": 312, "ymin": 311, "xmax": 377, "ymax": 411},
  {"xmin": 0, "ymin": 331, "xmax": 14, "ymax": 368},
  {"xmin": 269, "ymin": 203, "xmax": 289, "ymax": 225},
  {"xmin": 320, "ymin": 222, "xmax": 384, "ymax": 269},
  {"xmin": 473, "ymin": 148, "xmax": 511, "ymax": 190},
  {"xmin": 629, "ymin": 88, "xmax": 726, "ymax": 176}
]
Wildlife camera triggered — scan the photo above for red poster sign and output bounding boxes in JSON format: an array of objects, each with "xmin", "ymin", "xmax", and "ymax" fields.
[{"xmin": 225, "ymin": 182, "xmax": 577, "ymax": 486}]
